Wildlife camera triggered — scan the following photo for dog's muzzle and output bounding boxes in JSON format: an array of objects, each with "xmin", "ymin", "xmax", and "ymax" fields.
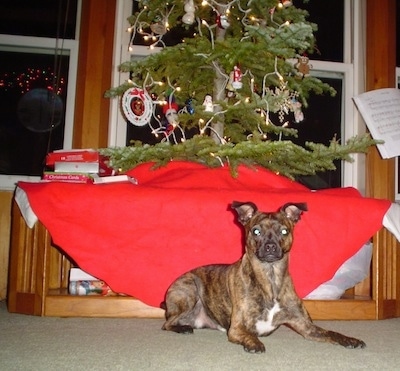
[{"xmin": 256, "ymin": 242, "xmax": 283, "ymax": 262}]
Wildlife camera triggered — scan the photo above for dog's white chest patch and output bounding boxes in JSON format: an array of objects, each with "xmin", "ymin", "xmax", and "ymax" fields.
[{"xmin": 255, "ymin": 301, "xmax": 281, "ymax": 335}]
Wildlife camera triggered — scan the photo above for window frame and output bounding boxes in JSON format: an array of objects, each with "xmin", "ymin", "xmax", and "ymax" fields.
[{"xmin": 0, "ymin": 4, "xmax": 81, "ymax": 191}]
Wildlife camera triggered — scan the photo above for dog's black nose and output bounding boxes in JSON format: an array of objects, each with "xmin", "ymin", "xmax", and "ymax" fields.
[
  {"xmin": 257, "ymin": 243, "xmax": 282, "ymax": 262},
  {"xmin": 265, "ymin": 243, "xmax": 277, "ymax": 253}
]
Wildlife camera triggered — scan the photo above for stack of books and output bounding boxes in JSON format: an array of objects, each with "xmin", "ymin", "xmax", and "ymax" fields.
[
  {"xmin": 43, "ymin": 149, "xmax": 137, "ymax": 184},
  {"xmin": 68, "ymin": 267, "xmax": 120, "ymax": 296}
]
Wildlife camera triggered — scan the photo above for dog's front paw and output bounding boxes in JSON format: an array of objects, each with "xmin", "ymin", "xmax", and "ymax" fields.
[
  {"xmin": 243, "ymin": 341, "xmax": 265, "ymax": 353},
  {"xmin": 164, "ymin": 324, "xmax": 194, "ymax": 334},
  {"xmin": 229, "ymin": 331, "xmax": 265, "ymax": 353},
  {"xmin": 244, "ymin": 344, "xmax": 265, "ymax": 354},
  {"xmin": 243, "ymin": 339, "xmax": 266, "ymax": 353}
]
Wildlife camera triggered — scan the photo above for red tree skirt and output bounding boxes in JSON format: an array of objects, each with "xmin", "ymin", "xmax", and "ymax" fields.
[{"xmin": 18, "ymin": 161, "xmax": 391, "ymax": 307}]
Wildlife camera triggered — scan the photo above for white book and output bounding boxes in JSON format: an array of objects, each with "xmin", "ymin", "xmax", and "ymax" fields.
[
  {"xmin": 54, "ymin": 161, "xmax": 100, "ymax": 173},
  {"xmin": 353, "ymin": 88, "xmax": 400, "ymax": 159},
  {"xmin": 92, "ymin": 174, "xmax": 138, "ymax": 185}
]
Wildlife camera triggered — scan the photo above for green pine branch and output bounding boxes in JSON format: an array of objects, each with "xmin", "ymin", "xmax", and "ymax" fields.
[{"xmin": 100, "ymin": 134, "xmax": 379, "ymax": 179}]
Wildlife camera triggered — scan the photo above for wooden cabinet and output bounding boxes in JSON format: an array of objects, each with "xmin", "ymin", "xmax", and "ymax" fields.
[
  {"xmin": 7, "ymin": 200, "xmax": 163, "ymax": 318},
  {"xmin": 7, "ymin": 199, "xmax": 400, "ymax": 319}
]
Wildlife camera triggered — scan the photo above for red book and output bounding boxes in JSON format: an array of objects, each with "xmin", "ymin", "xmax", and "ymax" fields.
[
  {"xmin": 46, "ymin": 149, "xmax": 99, "ymax": 166},
  {"xmin": 42, "ymin": 172, "xmax": 94, "ymax": 184}
]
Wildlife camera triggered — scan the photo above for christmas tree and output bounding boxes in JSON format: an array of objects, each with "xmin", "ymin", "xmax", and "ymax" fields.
[{"xmin": 102, "ymin": 0, "xmax": 376, "ymax": 179}]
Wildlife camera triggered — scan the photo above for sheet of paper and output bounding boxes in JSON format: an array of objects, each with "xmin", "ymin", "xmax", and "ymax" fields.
[{"xmin": 353, "ymin": 88, "xmax": 400, "ymax": 158}]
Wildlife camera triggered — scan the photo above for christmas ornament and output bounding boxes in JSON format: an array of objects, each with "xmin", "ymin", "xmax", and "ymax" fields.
[
  {"xmin": 290, "ymin": 97, "xmax": 304, "ymax": 123},
  {"xmin": 185, "ymin": 98, "xmax": 195, "ymax": 114},
  {"xmin": 203, "ymin": 94, "xmax": 213, "ymax": 112},
  {"xmin": 150, "ymin": 22, "xmax": 167, "ymax": 35},
  {"xmin": 163, "ymin": 101, "xmax": 179, "ymax": 125},
  {"xmin": 122, "ymin": 87, "xmax": 153, "ymax": 126},
  {"xmin": 295, "ymin": 55, "xmax": 311, "ymax": 78},
  {"xmin": 182, "ymin": 0, "xmax": 195, "ymax": 25},
  {"xmin": 217, "ymin": 14, "xmax": 230, "ymax": 29},
  {"xmin": 228, "ymin": 65, "xmax": 243, "ymax": 90}
]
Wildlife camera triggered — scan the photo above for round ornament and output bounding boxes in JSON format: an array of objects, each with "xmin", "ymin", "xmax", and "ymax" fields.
[{"xmin": 122, "ymin": 87, "xmax": 153, "ymax": 126}]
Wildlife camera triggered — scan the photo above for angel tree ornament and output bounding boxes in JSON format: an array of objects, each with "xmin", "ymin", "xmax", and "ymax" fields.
[
  {"xmin": 203, "ymin": 94, "xmax": 214, "ymax": 112},
  {"xmin": 182, "ymin": 0, "xmax": 195, "ymax": 25},
  {"xmin": 122, "ymin": 87, "xmax": 153, "ymax": 126},
  {"xmin": 290, "ymin": 97, "xmax": 304, "ymax": 123}
]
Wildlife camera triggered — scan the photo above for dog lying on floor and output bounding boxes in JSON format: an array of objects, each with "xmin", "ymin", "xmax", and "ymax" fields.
[{"xmin": 161, "ymin": 201, "xmax": 366, "ymax": 353}]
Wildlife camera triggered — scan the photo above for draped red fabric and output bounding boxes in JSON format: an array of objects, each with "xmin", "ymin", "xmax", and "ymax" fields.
[{"xmin": 18, "ymin": 161, "xmax": 391, "ymax": 307}]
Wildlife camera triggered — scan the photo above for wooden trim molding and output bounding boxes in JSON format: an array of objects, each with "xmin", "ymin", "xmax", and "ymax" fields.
[
  {"xmin": 73, "ymin": 0, "xmax": 117, "ymax": 149},
  {"xmin": 365, "ymin": 0, "xmax": 396, "ymax": 207},
  {"xmin": 365, "ymin": 0, "xmax": 400, "ymax": 318}
]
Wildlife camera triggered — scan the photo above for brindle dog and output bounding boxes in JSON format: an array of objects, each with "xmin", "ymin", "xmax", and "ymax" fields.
[{"xmin": 161, "ymin": 201, "xmax": 366, "ymax": 353}]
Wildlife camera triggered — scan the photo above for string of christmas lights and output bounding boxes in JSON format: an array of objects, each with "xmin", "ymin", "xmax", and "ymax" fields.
[
  {"xmin": 0, "ymin": 67, "xmax": 65, "ymax": 95},
  {"xmin": 119, "ymin": 0, "xmax": 306, "ymax": 144},
  {"xmin": 102, "ymin": 0, "xmax": 377, "ymax": 178}
]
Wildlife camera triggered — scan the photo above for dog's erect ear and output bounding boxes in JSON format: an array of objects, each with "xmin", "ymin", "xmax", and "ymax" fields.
[
  {"xmin": 231, "ymin": 201, "xmax": 258, "ymax": 225},
  {"xmin": 281, "ymin": 203, "xmax": 307, "ymax": 223}
]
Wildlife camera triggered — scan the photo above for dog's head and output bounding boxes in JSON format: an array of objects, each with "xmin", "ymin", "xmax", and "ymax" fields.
[{"xmin": 231, "ymin": 201, "xmax": 307, "ymax": 263}]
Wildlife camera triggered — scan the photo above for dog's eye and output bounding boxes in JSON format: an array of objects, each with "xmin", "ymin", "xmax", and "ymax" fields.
[
  {"xmin": 252, "ymin": 227, "xmax": 261, "ymax": 237},
  {"xmin": 281, "ymin": 228, "xmax": 288, "ymax": 236}
]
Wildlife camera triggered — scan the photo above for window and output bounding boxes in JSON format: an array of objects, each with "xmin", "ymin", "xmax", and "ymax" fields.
[
  {"xmin": 110, "ymin": 0, "xmax": 366, "ymax": 191},
  {"xmin": 0, "ymin": 0, "xmax": 80, "ymax": 190},
  {"xmin": 301, "ymin": 0, "xmax": 344, "ymax": 63}
]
